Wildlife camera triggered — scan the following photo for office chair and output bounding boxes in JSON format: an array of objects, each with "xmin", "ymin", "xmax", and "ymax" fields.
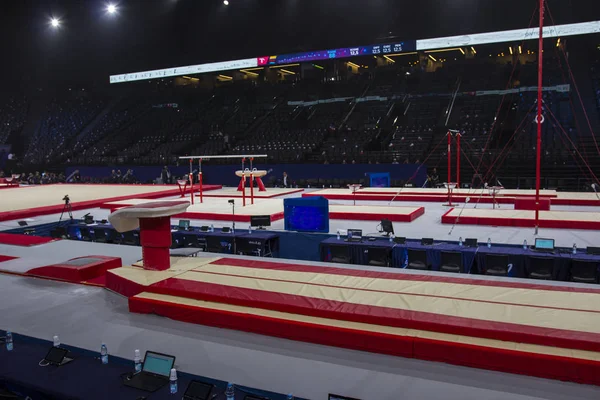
[
  {"xmin": 569, "ymin": 260, "xmax": 599, "ymax": 284},
  {"xmin": 79, "ymin": 227, "xmax": 92, "ymax": 242},
  {"xmin": 206, "ymin": 236, "xmax": 226, "ymax": 253},
  {"xmin": 526, "ymin": 256, "xmax": 554, "ymax": 280},
  {"xmin": 406, "ymin": 249, "xmax": 430, "ymax": 270},
  {"xmin": 236, "ymin": 239, "xmax": 262, "ymax": 257},
  {"xmin": 329, "ymin": 244, "xmax": 352, "ymax": 264},
  {"xmin": 440, "ymin": 251, "xmax": 462, "ymax": 273},
  {"xmin": 93, "ymin": 229, "xmax": 111, "ymax": 243},
  {"xmin": 366, "ymin": 247, "xmax": 391, "ymax": 267},
  {"xmin": 484, "ymin": 254, "xmax": 510, "ymax": 276},
  {"xmin": 122, "ymin": 231, "xmax": 140, "ymax": 246}
]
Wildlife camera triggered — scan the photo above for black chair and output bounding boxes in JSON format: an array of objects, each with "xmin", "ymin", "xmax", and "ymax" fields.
[
  {"xmin": 79, "ymin": 227, "xmax": 92, "ymax": 242},
  {"xmin": 526, "ymin": 256, "xmax": 554, "ymax": 280},
  {"xmin": 122, "ymin": 231, "xmax": 140, "ymax": 246},
  {"xmin": 569, "ymin": 260, "xmax": 599, "ymax": 284},
  {"xmin": 484, "ymin": 254, "xmax": 510, "ymax": 276},
  {"xmin": 236, "ymin": 239, "xmax": 261, "ymax": 257},
  {"xmin": 206, "ymin": 236, "xmax": 226, "ymax": 253},
  {"xmin": 93, "ymin": 228, "xmax": 112, "ymax": 243},
  {"xmin": 407, "ymin": 249, "xmax": 430, "ymax": 270},
  {"xmin": 366, "ymin": 247, "xmax": 391, "ymax": 267},
  {"xmin": 329, "ymin": 244, "xmax": 352, "ymax": 264},
  {"xmin": 440, "ymin": 251, "xmax": 462, "ymax": 273}
]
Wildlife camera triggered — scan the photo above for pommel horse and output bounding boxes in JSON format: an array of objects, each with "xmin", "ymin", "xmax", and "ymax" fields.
[{"xmin": 179, "ymin": 154, "xmax": 268, "ymax": 207}]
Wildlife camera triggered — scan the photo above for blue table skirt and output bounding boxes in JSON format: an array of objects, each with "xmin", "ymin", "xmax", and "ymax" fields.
[{"xmin": 320, "ymin": 237, "xmax": 600, "ymax": 279}]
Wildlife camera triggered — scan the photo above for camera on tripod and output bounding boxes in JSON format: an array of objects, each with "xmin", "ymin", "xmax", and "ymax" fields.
[{"xmin": 62, "ymin": 195, "xmax": 70, "ymax": 204}]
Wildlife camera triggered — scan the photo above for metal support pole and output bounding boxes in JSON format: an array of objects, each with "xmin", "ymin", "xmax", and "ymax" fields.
[
  {"xmin": 189, "ymin": 159, "xmax": 194, "ymax": 205},
  {"xmin": 198, "ymin": 158, "xmax": 203, "ymax": 204},
  {"xmin": 456, "ymin": 132, "xmax": 461, "ymax": 188},
  {"xmin": 535, "ymin": 0, "xmax": 545, "ymax": 235},
  {"xmin": 447, "ymin": 131, "xmax": 452, "ymax": 205},
  {"xmin": 241, "ymin": 157, "xmax": 246, "ymax": 207},
  {"xmin": 250, "ymin": 157, "xmax": 254, "ymax": 205}
]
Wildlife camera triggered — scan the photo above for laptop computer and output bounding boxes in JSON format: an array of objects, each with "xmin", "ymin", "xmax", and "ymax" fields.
[
  {"xmin": 421, "ymin": 238, "xmax": 434, "ymax": 246},
  {"xmin": 123, "ymin": 351, "xmax": 176, "ymax": 392},
  {"xmin": 393, "ymin": 236, "xmax": 406, "ymax": 244},
  {"xmin": 464, "ymin": 238, "xmax": 478, "ymax": 247},
  {"xmin": 183, "ymin": 380, "xmax": 214, "ymax": 400},
  {"xmin": 533, "ymin": 238, "xmax": 555, "ymax": 252},
  {"xmin": 587, "ymin": 246, "xmax": 600, "ymax": 255},
  {"xmin": 329, "ymin": 395, "xmax": 362, "ymax": 400},
  {"xmin": 346, "ymin": 229, "xmax": 363, "ymax": 242},
  {"xmin": 44, "ymin": 346, "xmax": 73, "ymax": 366},
  {"xmin": 178, "ymin": 220, "xmax": 191, "ymax": 230}
]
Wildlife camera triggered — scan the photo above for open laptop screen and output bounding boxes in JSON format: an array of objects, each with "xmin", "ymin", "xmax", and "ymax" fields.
[
  {"xmin": 143, "ymin": 352, "xmax": 175, "ymax": 376},
  {"xmin": 178, "ymin": 220, "xmax": 190, "ymax": 229},
  {"xmin": 347, "ymin": 229, "xmax": 362, "ymax": 240},
  {"xmin": 534, "ymin": 238, "xmax": 554, "ymax": 250}
]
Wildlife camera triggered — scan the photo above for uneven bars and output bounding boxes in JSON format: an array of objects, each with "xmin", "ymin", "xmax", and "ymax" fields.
[{"xmin": 179, "ymin": 154, "xmax": 267, "ymax": 160}]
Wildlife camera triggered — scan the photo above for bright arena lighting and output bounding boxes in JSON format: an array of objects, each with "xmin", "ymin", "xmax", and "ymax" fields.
[
  {"xmin": 223, "ymin": 0, "xmax": 229, "ymax": 5},
  {"xmin": 107, "ymin": 4, "xmax": 117, "ymax": 14},
  {"xmin": 50, "ymin": 18, "xmax": 60, "ymax": 28}
]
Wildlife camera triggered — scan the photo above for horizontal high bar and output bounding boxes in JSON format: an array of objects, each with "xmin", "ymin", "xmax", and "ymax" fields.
[{"xmin": 179, "ymin": 154, "xmax": 268, "ymax": 160}]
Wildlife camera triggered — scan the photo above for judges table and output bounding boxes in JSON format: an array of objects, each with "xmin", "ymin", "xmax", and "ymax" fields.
[
  {"xmin": 67, "ymin": 223, "xmax": 279, "ymax": 257},
  {"xmin": 320, "ymin": 237, "xmax": 600, "ymax": 280},
  {"xmin": 0, "ymin": 333, "xmax": 296, "ymax": 400}
]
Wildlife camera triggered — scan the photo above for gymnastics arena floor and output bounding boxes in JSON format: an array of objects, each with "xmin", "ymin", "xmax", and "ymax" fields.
[
  {"xmin": 0, "ymin": 183, "xmax": 222, "ymax": 222},
  {"xmin": 2, "ymin": 186, "xmax": 600, "ymax": 398}
]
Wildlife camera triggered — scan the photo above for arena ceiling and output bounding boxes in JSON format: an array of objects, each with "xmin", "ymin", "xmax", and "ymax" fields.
[{"xmin": 1, "ymin": 0, "xmax": 599, "ymax": 87}]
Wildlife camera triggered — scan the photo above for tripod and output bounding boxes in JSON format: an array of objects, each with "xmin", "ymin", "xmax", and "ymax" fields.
[
  {"xmin": 59, "ymin": 198, "xmax": 73, "ymax": 222},
  {"xmin": 229, "ymin": 199, "xmax": 237, "ymax": 254}
]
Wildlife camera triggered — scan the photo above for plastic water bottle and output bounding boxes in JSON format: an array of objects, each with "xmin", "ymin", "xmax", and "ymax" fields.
[
  {"xmin": 389, "ymin": 234, "xmax": 394, "ymax": 243},
  {"xmin": 523, "ymin": 239, "xmax": 528, "ymax": 250},
  {"xmin": 336, "ymin": 230, "xmax": 340, "ymax": 240},
  {"xmin": 53, "ymin": 335, "xmax": 60, "ymax": 347},
  {"xmin": 225, "ymin": 382, "xmax": 235, "ymax": 400},
  {"xmin": 210, "ymin": 224, "xmax": 214, "ymax": 232},
  {"xmin": 169, "ymin": 368, "xmax": 178, "ymax": 394},
  {"xmin": 487, "ymin": 238, "xmax": 491, "ymax": 248},
  {"xmin": 286, "ymin": 394, "xmax": 294, "ymax": 400},
  {"xmin": 100, "ymin": 343, "xmax": 108, "ymax": 364},
  {"xmin": 573, "ymin": 243, "xmax": 577, "ymax": 255},
  {"xmin": 5, "ymin": 331, "xmax": 13, "ymax": 351},
  {"xmin": 134, "ymin": 349, "xmax": 142, "ymax": 373},
  {"xmin": 458, "ymin": 237, "xmax": 463, "ymax": 247},
  {"xmin": 248, "ymin": 225, "xmax": 252, "ymax": 234}
]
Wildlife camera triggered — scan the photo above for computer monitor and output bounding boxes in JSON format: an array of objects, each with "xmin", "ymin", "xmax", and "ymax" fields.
[
  {"xmin": 251, "ymin": 215, "xmax": 271, "ymax": 228},
  {"xmin": 142, "ymin": 351, "xmax": 175, "ymax": 377},
  {"xmin": 534, "ymin": 238, "xmax": 555, "ymax": 251},
  {"xmin": 347, "ymin": 229, "xmax": 362, "ymax": 242},
  {"xmin": 178, "ymin": 220, "xmax": 190, "ymax": 230},
  {"xmin": 380, "ymin": 219, "xmax": 394, "ymax": 236}
]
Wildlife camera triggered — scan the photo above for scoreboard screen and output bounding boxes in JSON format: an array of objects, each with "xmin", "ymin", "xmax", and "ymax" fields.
[{"xmin": 271, "ymin": 40, "xmax": 416, "ymax": 65}]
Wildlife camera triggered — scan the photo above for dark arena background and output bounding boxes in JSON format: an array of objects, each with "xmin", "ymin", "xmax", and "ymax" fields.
[{"xmin": 2, "ymin": 1, "xmax": 600, "ymax": 399}]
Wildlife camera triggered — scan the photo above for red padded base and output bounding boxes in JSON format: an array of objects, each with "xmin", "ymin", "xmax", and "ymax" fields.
[
  {"xmin": 26, "ymin": 256, "xmax": 122, "ymax": 284},
  {"xmin": 130, "ymin": 295, "xmax": 600, "ymax": 386},
  {"xmin": 0, "ymin": 233, "xmax": 58, "ymax": 246}
]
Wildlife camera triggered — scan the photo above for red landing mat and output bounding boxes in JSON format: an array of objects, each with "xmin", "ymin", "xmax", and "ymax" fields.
[
  {"xmin": 0, "ymin": 184, "xmax": 222, "ymax": 222},
  {"xmin": 0, "ymin": 233, "xmax": 58, "ymax": 246},
  {"xmin": 26, "ymin": 256, "xmax": 122, "ymax": 285},
  {"xmin": 0, "ymin": 255, "xmax": 18, "ymax": 263},
  {"xmin": 441, "ymin": 208, "xmax": 600, "ymax": 230},
  {"xmin": 109, "ymin": 256, "xmax": 600, "ymax": 386}
]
